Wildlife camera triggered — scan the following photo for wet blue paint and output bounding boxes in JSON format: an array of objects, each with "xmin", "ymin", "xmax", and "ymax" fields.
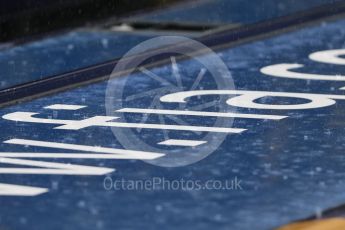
[
  {"xmin": 1, "ymin": 18, "xmax": 345, "ymax": 230},
  {"xmin": 0, "ymin": 30, "xmax": 154, "ymax": 90},
  {"xmin": 0, "ymin": 0, "xmax": 342, "ymax": 92}
]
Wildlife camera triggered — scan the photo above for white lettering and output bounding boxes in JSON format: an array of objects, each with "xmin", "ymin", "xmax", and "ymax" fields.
[
  {"xmin": 260, "ymin": 63, "xmax": 345, "ymax": 81},
  {"xmin": 160, "ymin": 90, "xmax": 345, "ymax": 110},
  {"xmin": 309, "ymin": 49, "xmax": 345, "ymax": 65}
]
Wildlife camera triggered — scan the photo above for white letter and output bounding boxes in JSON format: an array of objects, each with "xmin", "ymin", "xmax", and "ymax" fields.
[
  {"xmin": 260, "ymin": 63, "xmax": 345, "ymax": 81},
  {"xmin": 0, "ymin": 183, "xmax": 48, "ymax": 196},
  {"xmin": 309, "ymin": 49, "xmax": 345, "ymax": 65},
  {"xmin": 2, "ymin": 112, "xmax": 245, "ymax": 133},
  {"xmin": 160, "ymin": 90, "xmax": 345, "ymax": 110},
  {"xmin": 0, "ymin": 157, "xmax": 114, "ymax": 175},
  {"xmin": 117, "ymin": 108, "xmax": 287, "ymax": 120},
  {"xmin": 4, "ymin": 138, "xmax": 164, "ymax": 160}
]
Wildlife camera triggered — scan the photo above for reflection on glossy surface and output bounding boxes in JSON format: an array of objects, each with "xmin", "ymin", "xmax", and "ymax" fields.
[{"xmin": 0, "ymin": 30, "xmax": 154, "ymax": 90}]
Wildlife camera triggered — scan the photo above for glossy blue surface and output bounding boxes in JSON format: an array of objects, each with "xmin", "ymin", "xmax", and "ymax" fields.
[
  {"xmin": 0, "ymin": 30, "xmax": 154, "ymax": 90},
  {"xmin": 1, "ymin": 18, "xmax": 345, "ymax": 230},
  {"xmin": 0, "ymin": 0, "xmax": 342, "ymax": 92}
]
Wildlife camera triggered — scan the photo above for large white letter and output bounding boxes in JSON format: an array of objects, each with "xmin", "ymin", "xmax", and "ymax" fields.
[
  {"xmin": 2, "ymin": 113, "xmax": 244, "ymax": 133},
  {"xmin": 309, "ymin": 49, "xmax": 345, "ymax": 65},
  {"xmin": 260, "ymin": 63, "xmax": 345, "ymax": 81},
  {"xmin": 0, "ymin": 157, "xmax": 114, "ymax": 175},
  {"xmin": 160, "ymin": 90, "xmax": 345, "ymax": 110},
  {"xmin": 0, "ymin": 183, "xmax": 48, "ymax": 196}
]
